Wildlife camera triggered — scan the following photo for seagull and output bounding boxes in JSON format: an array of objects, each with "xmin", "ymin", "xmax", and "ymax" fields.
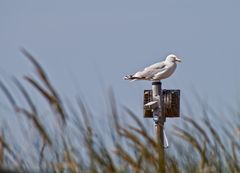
[{"xmin": 124, "ymin": 54, "xmax": 181, "ymax": 81}]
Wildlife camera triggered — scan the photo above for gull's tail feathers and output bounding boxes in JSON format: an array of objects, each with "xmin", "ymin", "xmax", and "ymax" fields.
[
  {"xmin": 123, "ymin": 75, "xmax": 144, "ymax": 82},
  {"xmin": 124, "ymin": 75, "xmax": 133, "ymax": 80}
]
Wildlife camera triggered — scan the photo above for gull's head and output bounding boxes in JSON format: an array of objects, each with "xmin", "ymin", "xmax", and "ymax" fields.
[{"xmin": 165, "ymin": 54, "xmax": 182, "ymax": 63}]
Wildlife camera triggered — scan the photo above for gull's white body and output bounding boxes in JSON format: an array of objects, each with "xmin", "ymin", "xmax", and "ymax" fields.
[{"xmin": 124, "ymin": 54, "xmax": 181, "ymax": 81}]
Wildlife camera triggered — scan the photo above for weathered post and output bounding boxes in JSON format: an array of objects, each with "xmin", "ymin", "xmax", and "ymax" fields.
[
  {"xmin": 143, "ymin": 82, "xmax": 180, "ymax": 173},
  {"xmin": 152, "ymin": 81, "xmax": 165, "ymax": 173}
]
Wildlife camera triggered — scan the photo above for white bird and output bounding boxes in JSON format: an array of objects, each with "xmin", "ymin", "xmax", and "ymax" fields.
[{"xmin": 124, "ymin": 54, "xmax": 181, "ymax": 81}]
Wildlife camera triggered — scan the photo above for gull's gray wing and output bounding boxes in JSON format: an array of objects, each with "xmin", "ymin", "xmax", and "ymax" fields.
[
  {"xmin": 133, "ymin": 61, "xmax": 167, "ymax": 79},
  {"xmin": 144, "ymin": 61, "xmax": 165, "ymax": 70}
]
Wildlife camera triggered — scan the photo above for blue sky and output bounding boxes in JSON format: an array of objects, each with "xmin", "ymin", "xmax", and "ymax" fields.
[{"xmin": 1, "ymin": 0, "xmax": 240, "ymax": 125}]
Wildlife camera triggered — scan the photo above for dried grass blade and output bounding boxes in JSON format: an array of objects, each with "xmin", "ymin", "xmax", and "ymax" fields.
[
  {"xmin": 182, "ymin": 116, "xmax": 211, "ymax": 144},
  {"xmin": 39, "ymin": 142, "xmax": 46, "ymax": 169},
  {"xmin": 124, "ymin": 106, "xmax": 147, "ymax": 133},
  {"xmin": 118, "ymin": 127, "xmax": 157, "ymax": 164},
  {"xmin": 0, "ymin": 135, "xmax": 23, "ymax": 168},
  {"xmin": 119, "ymin": 127, "xmax": 143, "ymax": 147},
  {"xmin": 25, "ymin": 76, "xmax": 55, "ymax": 103},
  {"xmin": 20, "ymin": 48, "xmax": 48, "ymax": 84},
  {"xmin": 204, "ymin": 120, "xmax": 227, "ymax": 153},
  {"xmin": 21, "ymin": 48, "xmax": 60, "ymax": 100},
  {"xmin": 0, "ymin": 130, "xmax": 4, "ymax": 165},
  {"xmin": 108, "ymin": 89, "xmax": 121, "ymax": 132},
  {"xmin": 13, "ymin": 77, "xmax": 37, "ymax": 115},
  {"xmin": 25, "ymin": 76, "xmax": 66, "ymax": 123},
  {"xmin": 17, "ymin": 108, "xmax": 52, "ymax": 146},
  {"xmin": 0, "ymin": 80, "xmax": 17, "ymax": 109},
  {"xmin": 128, "ymin": 126, "xmax": 157, "ymax": 149},
  {"xmin": 21, "ymin": 49, "xmax": 66, "ymax": 124},
  {"xmin": 173, "ymin": 126, "xmax": 208, "ymax": 169},
  {"xmin": 76, "ymin": 97, "xmax": 92, "ymax": 133},
  {"xmin": 115, "ymin": 145, "xmax": 140, "ymax": 172}
]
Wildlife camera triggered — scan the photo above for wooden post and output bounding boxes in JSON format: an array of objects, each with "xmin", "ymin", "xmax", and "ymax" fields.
[
  {"xmin": 143, "ymin": 83, "xmax": 180, "ymax": 172},
  {"xmin": 152, "ymin": 81, "xmax": 165, "ymax": 173}
]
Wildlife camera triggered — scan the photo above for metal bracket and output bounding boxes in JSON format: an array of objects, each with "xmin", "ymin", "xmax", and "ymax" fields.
[{"xmin": 144, "ymin": 101, "xmax": 158, "ymax": 110}]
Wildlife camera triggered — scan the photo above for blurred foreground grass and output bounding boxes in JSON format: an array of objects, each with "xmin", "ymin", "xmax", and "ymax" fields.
[{"xmin": 0, "ymin": 49, "xmax": 239, "ymax": 173}]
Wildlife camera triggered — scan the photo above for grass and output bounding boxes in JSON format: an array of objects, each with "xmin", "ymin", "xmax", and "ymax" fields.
[{"xmin": 0, "ymin": 49, "xmax": 239, "ymax": 173}]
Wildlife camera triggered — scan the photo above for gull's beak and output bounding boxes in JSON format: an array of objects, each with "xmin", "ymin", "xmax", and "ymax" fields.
[{"xmin": 175, "ymin": 57, "xmax": 182, "ymax": 63}]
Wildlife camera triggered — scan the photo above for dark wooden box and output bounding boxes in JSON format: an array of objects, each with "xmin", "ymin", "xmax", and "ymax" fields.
[{"xmin": 143, "ymin": 89, "xmax": 180, "ymax": 118}]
